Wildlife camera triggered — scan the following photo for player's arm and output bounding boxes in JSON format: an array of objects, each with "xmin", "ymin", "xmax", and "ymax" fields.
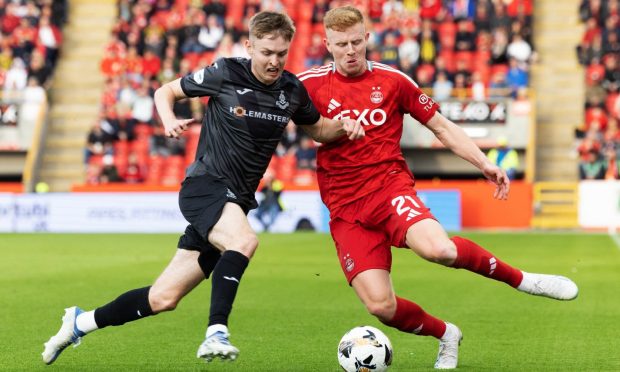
[
  {"xmin": 300, "ymin": 116, "xmax": 365, "ymax": 143},
  {"xmin": 154, "ymin": 78, "xmax": 196, "ymax": 138},
  {"xmin": 425, "ymin": 111, "xmax": 510, "ymax": 200}
]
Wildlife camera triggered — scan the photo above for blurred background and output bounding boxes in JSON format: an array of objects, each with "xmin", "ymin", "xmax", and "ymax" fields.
[{"xmin": 0, "ymin": 0, "xmax": 618, "ymax": 233}]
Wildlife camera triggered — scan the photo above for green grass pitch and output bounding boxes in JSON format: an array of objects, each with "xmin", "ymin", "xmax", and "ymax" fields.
[{"xmin": 1, "ymin": 232, "xmax": 619, "ymax": 371}]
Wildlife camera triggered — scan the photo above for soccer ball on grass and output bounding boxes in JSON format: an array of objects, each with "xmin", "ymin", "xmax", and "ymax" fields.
[{"xmin": 337, "ymin": 326, "xmax": 393, "ymax": 372}]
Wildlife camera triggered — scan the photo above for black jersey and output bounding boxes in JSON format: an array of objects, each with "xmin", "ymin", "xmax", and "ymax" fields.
[{"xmin": 180, "ymin": 57, "xmax": 320, "ymax": 209}]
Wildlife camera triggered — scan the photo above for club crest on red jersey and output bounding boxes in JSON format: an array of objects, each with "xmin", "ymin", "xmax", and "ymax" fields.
[{"xmin": 370, "ymin": 86, "xmax": 383, "ymax": 104}]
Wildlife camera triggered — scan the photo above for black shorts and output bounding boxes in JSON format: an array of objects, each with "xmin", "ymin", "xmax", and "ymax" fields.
[{"xmin": 177, "ymin": 173, "xmax": 241, "ymax": 276}]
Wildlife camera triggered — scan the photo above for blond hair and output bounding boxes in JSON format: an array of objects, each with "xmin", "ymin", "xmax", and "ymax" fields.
[
  {"xmin": 323, "ymin": 6, "xmax": 364, "ymax": 32},
  {"xmin": 249, "ymin": 11, "xmax": 296, "ymax": 41}
]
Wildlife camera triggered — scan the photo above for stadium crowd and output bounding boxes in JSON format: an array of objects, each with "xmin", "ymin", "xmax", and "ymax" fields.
[
  {"xmin": 0, "ymin": 0, "xmax": 66, "ymax": 149},
  {"xmin": 85, "ymin": 0, "xmax": 535, "ymax": 186},
  {"xmin": 576, "ymin": 0, "xmax": 620, "ymax": 180}
]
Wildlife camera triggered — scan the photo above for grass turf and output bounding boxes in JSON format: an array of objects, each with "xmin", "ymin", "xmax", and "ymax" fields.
[{"xmin": 1, "ymin": 232, "xmax": 619, "ymax": 371}]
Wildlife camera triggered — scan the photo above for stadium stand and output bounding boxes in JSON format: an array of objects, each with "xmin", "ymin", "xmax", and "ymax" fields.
[
  {"xmin": 0, "ymin": 0, "xmax": 66, "ymax": 181},
  {"xmin": 576, "ymin": 0, "xmax": 620, "ymax": 180},
  {"xmin": 81, "ymin": 0, "xmax": 536, "ymax": 188}
]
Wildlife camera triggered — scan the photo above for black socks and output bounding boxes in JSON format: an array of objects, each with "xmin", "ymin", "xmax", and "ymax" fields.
[
  {"xmin": 94, "ymin": 286, "xmax": 154, "ymax": 328},
  {"xmin": 208, "ymin": 250, "xmax": 249, "ymax": 326}
]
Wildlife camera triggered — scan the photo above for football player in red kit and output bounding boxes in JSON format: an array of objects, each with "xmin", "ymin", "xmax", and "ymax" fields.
[{"xmin": 298, "ymin": 6, "xmax": 578, "ymax": 369}]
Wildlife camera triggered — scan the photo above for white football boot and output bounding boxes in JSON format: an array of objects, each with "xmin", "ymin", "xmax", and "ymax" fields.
[
  {"xmin": 42, "ymin": 306, "xmax": 86, "ymax": 364},
  {"xmin": 434, "ymin": 323, "xmax": 462, "ymax": 369},
  {"xmin": 197, "ymin": 324, "xmax": 239, "ymax": 362},
  {"xmin": 517, "ymin": 272, "xmax": 579, "ymax": 300}
]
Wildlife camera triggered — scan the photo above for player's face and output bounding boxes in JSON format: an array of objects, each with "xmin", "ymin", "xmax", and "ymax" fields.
[
  {"xmin": 246, "ymin": 34, "xmax": 290, "ymax": 85},
  {"xmin": 325, "ymin": 23, "xmax": 369, "ymax": 77}
]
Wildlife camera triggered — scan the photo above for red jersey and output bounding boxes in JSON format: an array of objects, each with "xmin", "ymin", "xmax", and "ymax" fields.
[{"xmin": 298, "ymin": 61, "xmax": 440, "ymax": 210}]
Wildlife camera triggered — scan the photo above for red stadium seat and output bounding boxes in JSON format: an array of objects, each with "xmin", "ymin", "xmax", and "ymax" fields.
[
  {"xmin": 277, "ymin": 154, "xmax": 297, "ymax": 183},
  {"xmin": 454, "ymin": 51, "xmax": 474, "ymax": 71}
]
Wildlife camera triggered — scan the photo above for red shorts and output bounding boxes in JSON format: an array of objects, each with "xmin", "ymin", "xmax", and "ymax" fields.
[{"xmin": 329, "ymin": 172, "xmax": 436, "ymax": 284}]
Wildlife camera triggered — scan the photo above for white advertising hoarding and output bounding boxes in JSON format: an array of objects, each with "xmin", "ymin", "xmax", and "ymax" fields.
[{"xmin": 578, "ymin": 181, "xmax": 620, "ymax": 229}]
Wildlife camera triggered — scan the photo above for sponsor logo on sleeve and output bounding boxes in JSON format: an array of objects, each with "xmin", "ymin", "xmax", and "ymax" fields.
[{"xmin": 193, "ymin": 69, "xmax": 204, "ymax": 84}]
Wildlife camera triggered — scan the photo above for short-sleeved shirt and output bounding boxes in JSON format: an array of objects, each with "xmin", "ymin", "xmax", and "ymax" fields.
[
  {"xmin": 298, "ymin": 61, "xmax": 440, "ymax": 211},
  {"xmin": 181, "ymin": 57, "xmax": 320, "ymax": 209}
]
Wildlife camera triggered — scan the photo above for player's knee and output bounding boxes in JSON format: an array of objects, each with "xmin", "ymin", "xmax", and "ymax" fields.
[
  {"xmin": 423, "ymin": 240, "xmax": 457, "ymax": 265},
  {"xmin": 230, "ymin": 233, "xmax": 259, "ymax": 258},
  {"xmin": 149, "ymin": 288, "xmax": 182, "ymax": 313},
  {"xmin": 365, "ymin": 298, "xmax": 396, "ymax": 322}
]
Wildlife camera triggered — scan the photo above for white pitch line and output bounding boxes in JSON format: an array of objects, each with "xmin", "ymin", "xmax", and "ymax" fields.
[{"xmin": 608, "ymin": 227, "xmax": 620, "ymax": 250}]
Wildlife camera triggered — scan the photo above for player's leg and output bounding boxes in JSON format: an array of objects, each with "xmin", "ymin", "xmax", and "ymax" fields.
[
  {"xmin": 351, "ymin": 269, "xmax": 462, "ymax": 369},
  {"xmin": 196, "ymin": 202, "xmax": 257, "ymax": 362},
  {"xmin": 42, "ymin": 248, "xmax": 205, "ymax": 365},
  {"xmin": 404, "ymin": 219, "xmax": 578, "ymax": 300},
  {"xmin": 331, "ymin": 213, "xmax": 461, "ymax": 369}
]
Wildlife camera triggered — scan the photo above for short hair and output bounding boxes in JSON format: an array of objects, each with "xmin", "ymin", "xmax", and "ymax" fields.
[
  {"xmin": 249, "ymin": 11, "xmax": 296, "ymax": 41},
  {"xmin": 323, "ymin": 6, "xmax": 364, "ymax": 32}
]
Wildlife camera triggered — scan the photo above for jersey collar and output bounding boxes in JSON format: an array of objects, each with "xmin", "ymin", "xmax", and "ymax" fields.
[{"xmin": 332, "ymin": 60, "xmax": 373, "ymax": 82}]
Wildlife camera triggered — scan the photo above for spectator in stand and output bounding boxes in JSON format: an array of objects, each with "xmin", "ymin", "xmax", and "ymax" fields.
[
  {"xmin": 419, "ymin": 0, "xmax": 443, "ymax": 20},
  {"xmin": 579, "ymin": 33, "xmax": 605, "ymax": 65},
  {"xmin": 490, "ymin": 1, "xmax": 511, "ymax": 31},
  {"xmin": 487, "ymin": 136, "xmax": 519, "ymax": 180},
  {"xmin": 418, "ymin": 26, "xmax": 438, "ymax": 65},
  {"xmin": 471, "ymin": 71, "xmax": 486, "ymax": 101},
  {"xmin": 85, "ymin": 121, "xmax": 114, "ymax": 164},
  {"xmin": 231, "ymin": 34, "xmax": 250, "ymax": 59},
  {"xmin": 382, "ymin": 0, "xmax": 404, "ymax": 19},
  {"xmin": 277, "ymin": 122, "xmax": 301, "ymax": 156},
  {"xmin": 141, "ymin": 50, "xmax": 161, "ymax": 78},
  {"xmin": 507, "ymin": 33, "xmax": 532, "ymax": 65},
  {"xmin": 118, "ymin": 77, "xmax": 137, "ymax": 108},
  {"xmin": 131, "ymin": 85, "xmax": 155, "ymax": 124},
  {"xmin": 3, "ymin": 57, "xmax": 27, "ymax": 97},
  {"xmin": 432, "ymin": 71, "xmax": 453, "ymax": 101},
  {"xmin": 312, "ymin": 0, "xmax": 332, "ymax": 25},
  {"xmin": 579, "ymin": 148, "xmax": 606, "ymax": 179},
  {"xmin": 601, "ymin": 56, "xmax": 620, "ymax": 92},
  {"xmin": 295, "ymin": 137, "xmax": 317, "ymax": 170},
  {"xmin": 99, "ymin": 154, "xmax": 123, "ymax": 183},
  {"xmin": 122, "ymin": 152, "xmax": 146, "ymax": 184},
  {"xmin": 398, "ymin": 28, "xmax": 420, "ymax": 70},
  {"xmin": 490, "ymin": 27, "xmax": 509, "ymax": 65},
  {"xmin": 505, "ymin": 57, "xmax": 528, "ymax": 97},
  {"xmin": 203, "ymin": 0, "xmax": 227, "ymax": 23},
  {"xmin": 305, "ymin": 33, "xmax": 328, "ymax": 69},
  {"xmin": 22, "ymin": 76, "xmax": 46, "ymax": 105},
  {"xmin": 198, "ymin": 14, "xmax": 225, "ymax": 52},
  {"xmin": 28, "ymin": 50, "xmax": 51, "ymax": 87},
  {"xmin": 214, "ymin": 33, "xmax": 234, "ymax": 59},
  {"xmin": 124, "ymin": 47, "xmax": 144, "ymax": 82},
  {"xmin": 37, "ymin": 16, "xmax": 62, "ymax": 68},
  {"xmin": 379, "ymin": 32, "xmax": 401, "ymax": 69},
  {"xmin": 455, "ymin": 18, "xmax": 476, "ymax": 52},
  {"xmin": 255, "ymin": 170, "xmax": 284, "ymax": 232},
  {"xmin": 474, "ymin": 0, "xmax": 493, "ymax": 34}
]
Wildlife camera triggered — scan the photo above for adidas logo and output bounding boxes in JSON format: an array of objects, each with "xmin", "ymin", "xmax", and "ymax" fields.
[
  {"xmin": 406, "ymin": 209, "xmax": 420, "ymax": 221},
  {"xmin": 327, "ymin": 98, "xmax": 341, "ymax": 114},
  {"xmin": 226, "ymin": 188, "xmax": 237, "ymax": 200},
  {"xmin": 489, "ymin": 257, "xmax": 497, "ymax": 275}
]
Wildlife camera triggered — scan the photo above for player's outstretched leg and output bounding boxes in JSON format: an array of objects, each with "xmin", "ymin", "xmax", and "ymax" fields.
[
  {"xmin": 434, "ymin": 323, "xmax": 463, "ymax": 370},
  {"xmin": 197, "ymin": 324, "xmax": 239, "ymax": 361},
  {"xmin": 517, "ymin": 271, "xmax": 578, "ymax": 300},
  {"xmin": 450, "ymin": 237, "xmax": 578, "ymax": 300},
  {"xmin": 42, "ymin": 306, "xmax": 86, "ymax": 365}
]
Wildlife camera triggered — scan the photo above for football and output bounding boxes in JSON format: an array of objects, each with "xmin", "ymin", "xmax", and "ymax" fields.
[{"xmin": 337, "ymin": 326, "xmax": 393, "ymax": 372}]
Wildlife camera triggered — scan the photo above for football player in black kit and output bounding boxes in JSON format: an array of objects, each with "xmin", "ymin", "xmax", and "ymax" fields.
[{"xmin": 42, "ymin": 11, "xmax": 364, "ymax": 365}]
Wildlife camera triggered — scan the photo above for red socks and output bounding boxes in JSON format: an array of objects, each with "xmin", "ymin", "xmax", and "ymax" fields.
[
  {"xmin": 451, "ymin": 236, "xmax": 523, "ymax": 288},
  {"xmin": 383, "ymin": 296, "xmax": 446, "ymax": 339}
]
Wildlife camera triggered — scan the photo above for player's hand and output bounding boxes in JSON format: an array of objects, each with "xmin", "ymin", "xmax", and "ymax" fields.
[
  {"xmin": 482, "ymin": 163, "xmax": 510, "ymax": 200},
  {"xmin": 342, "ymin": 118, "xmax": 365, "ymax": 140},
  {"xmin": 163, "ymin": 118, "xmax": 195, "ymax": 139}
]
